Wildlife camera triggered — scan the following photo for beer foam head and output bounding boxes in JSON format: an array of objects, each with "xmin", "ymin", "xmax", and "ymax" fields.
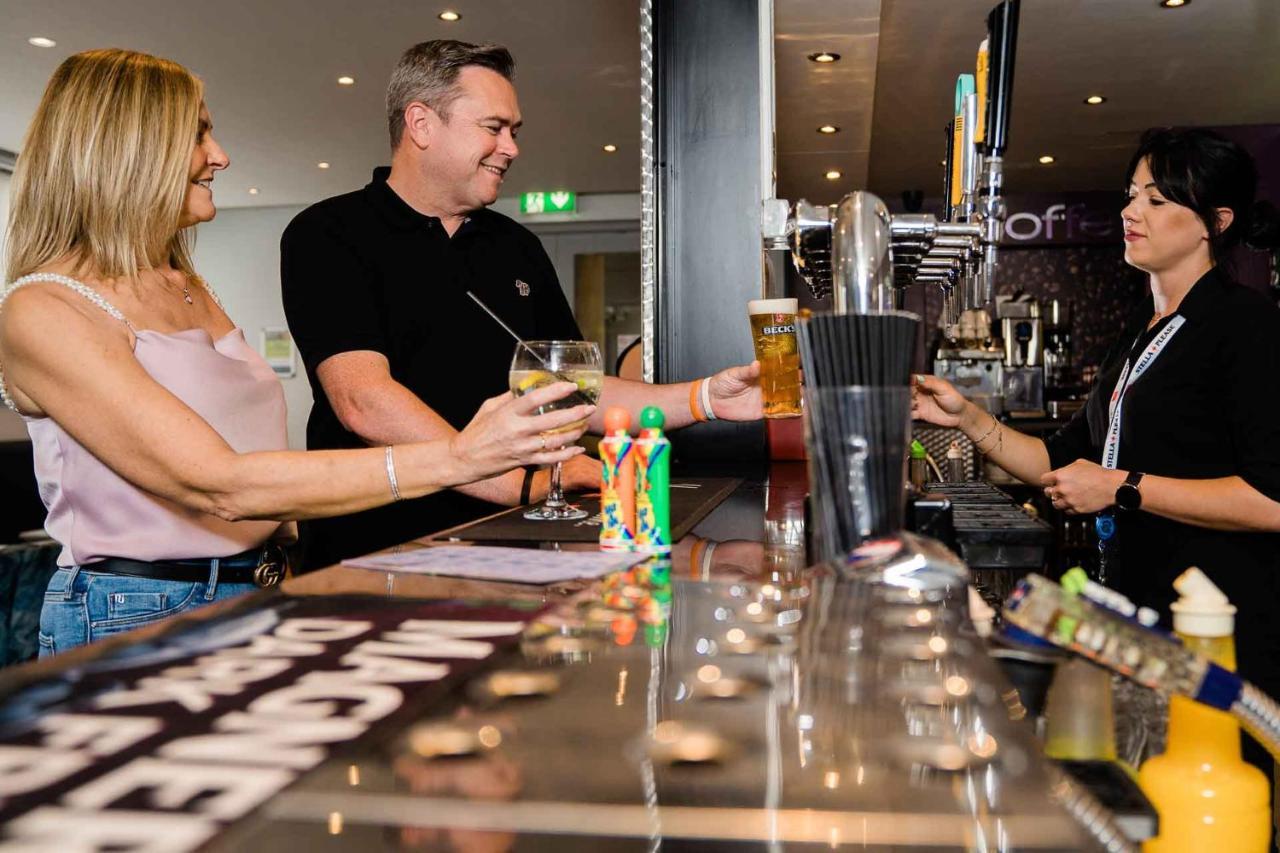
[{"xmin": 748, "ymin": 298, "xmax": 798, "ymax": 316}]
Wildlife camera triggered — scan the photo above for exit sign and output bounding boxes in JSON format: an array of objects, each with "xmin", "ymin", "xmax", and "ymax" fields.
[{"xmin": 521, "ymin": 190, "xmax": 577, "ymax": 214}]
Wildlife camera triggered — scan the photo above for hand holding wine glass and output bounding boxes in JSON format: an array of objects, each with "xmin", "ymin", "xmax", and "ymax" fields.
[
  {"xmin": 448, "ymin": 381, "xmax": 593, "ymax": 482},
  {"xmin": 509, "ymin": 341, "xmax": 603, "ymax": 520}
]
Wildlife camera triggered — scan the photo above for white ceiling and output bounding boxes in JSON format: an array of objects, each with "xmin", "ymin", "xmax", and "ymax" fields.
[
  {"xmin": 1, "ymin": 0, "xmax": 1277, "ymax": 212},
  {"xmin": 0, "ymin": 0, "xmax": 641, "ymax": 209}
]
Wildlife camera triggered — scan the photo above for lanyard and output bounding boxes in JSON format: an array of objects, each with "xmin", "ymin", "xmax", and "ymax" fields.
[{"xmin": 1101, "ymin": 314, "xmax": 1185, "ymax": 470}]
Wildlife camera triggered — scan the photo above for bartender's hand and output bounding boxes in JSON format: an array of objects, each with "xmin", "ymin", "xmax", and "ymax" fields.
[
  {"xmin": 1041, "ymin": 460, "xmax": 1126, "ymax": 514},
  {"xmin": 449, "ymin": 384, "xmax": 593, "ymax": 483},
  {"xmin": 707, "ymin": 361, "xmax": 764, "ymax": 421},
  {"xmin": 910, "ymin": 374, "xmax": 970, "ymax": 428}
]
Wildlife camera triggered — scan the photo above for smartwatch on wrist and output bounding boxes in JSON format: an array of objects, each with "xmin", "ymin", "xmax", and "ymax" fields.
[{"xmin": 1115, "ymin": 470, "xmax": 1144, "ymax": 512}]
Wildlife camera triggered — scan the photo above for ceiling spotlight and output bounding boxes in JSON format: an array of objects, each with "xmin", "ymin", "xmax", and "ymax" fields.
[
  {"xmin": 817, "ymin": 125, "xmax": 840, "ymax": 134},
  {"xmin": 248, "ymin": 187, "xmax": 260, "ymax": 195},
  {"xmin": 808, "ymin": 52, "xmax": 841, "ymax": 64},
  {"xmin": 1159, "ymin": 0, "xmax": 1188, "ymax": 7},
  {"xmin": 438, "ymin": 10, "xmax": 461, "ymax": 21},
  {"xmin": 337, "ymin": 76, "xmax": 355, "ymax": 86},
  {"xmin": 825, "ymin": 170, "xmax": 842, "ymax": 181},
  {"xmin": 317, "ymin": 162, "xmax": 331, "ymax": 169},
  {"xmin": 1084, "ymin": 94, "xmax": 1106, "ymax": 105},
  {"xmin": 27, "ymin": 36, "xmax": 56, "ymax": 48},
  {"xmin": 602, "ymin": 144, "xmax": 618, "ymax": 153},
  {"xmin": 1038, "ymin": 155, "xmax": 1056, "ymax": 165}
]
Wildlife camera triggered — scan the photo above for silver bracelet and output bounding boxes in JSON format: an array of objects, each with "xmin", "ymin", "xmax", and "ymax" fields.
[
  {"xmin": 385, "ymin": 445, "xmax": 403, "ymax": 501},
  {"xmin": 700, "ymin": 376, "xmax": 718, "ymax": 421}
]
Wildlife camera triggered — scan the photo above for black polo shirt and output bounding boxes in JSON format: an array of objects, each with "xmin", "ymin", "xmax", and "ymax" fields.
[
  {"xmin": 1044, "ymin": 266, "xmax": 1280, "ymax": 720},
  {"xmin": 281, "ymin": 167, "xmax": 582, "ymax": 568}
]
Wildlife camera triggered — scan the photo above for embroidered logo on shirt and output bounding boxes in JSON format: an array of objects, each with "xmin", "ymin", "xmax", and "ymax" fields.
[{"xmin": 515, "ymin": 279, "xmax": 531, "ymax": 296}]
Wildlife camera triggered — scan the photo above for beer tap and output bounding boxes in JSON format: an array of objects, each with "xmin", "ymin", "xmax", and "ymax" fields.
[
  {"xmin": 976, "ymin": 0, "xmax": 1021, "ymax": 307},
  {"xmin": 760, "ymin": 0, "xmax": 1020, "ymax": 330}
]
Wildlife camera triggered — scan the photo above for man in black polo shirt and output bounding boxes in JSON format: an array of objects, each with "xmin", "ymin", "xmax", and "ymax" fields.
[{"xmin": 282, "ymin": 40, "xmax": 763, "ymax": 569}]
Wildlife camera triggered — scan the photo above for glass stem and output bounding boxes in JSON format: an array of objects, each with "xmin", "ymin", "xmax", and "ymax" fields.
[{"xmin": 545, "ymin": 462, "xmax": 567, "ymax": 508}]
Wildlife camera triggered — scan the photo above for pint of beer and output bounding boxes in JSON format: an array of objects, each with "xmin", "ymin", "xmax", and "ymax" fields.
[{"xmin": 748, "ymin": 298, "xmax": 802, "ymax": 418}]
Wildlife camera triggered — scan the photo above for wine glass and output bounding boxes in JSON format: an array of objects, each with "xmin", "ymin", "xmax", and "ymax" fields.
[{"xmin": 509, "ymin": 340, "xmax": 603, "ymax": 520}]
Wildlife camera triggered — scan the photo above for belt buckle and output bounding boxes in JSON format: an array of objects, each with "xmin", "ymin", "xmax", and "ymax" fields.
[{"xmin": 253, "ymin": 545, "xmax": 286, "ymax": 589}]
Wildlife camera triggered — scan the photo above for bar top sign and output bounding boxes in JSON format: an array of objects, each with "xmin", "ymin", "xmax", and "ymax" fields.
[{"xmin": 521, "ymin": 190, "xmax": 577, "ymax": 214}]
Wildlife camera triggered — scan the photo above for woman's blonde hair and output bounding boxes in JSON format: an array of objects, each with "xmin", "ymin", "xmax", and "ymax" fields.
[{"xmin": 5, "ymin": 48, "xmax": 203, "ymax": 283}]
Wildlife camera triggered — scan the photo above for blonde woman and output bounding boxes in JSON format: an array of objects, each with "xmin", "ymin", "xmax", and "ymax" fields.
[{"xmin": 0, "ymin": 49, "xmax": 591, "ymax": 655}]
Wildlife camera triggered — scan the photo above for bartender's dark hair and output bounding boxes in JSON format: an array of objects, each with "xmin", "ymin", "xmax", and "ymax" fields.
[
  {"xmin": 1126, "ymin": 128, "xmax": 1280, "ymax": 263},
  {"xmin": 387, "ymin": 40, "xmax": 515, "ymax": 149}
]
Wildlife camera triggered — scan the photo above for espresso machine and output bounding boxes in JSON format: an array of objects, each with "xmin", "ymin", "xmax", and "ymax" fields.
[{"xmin": 997, "ymin": 293, "xmax": 1044, "ymax": 415}]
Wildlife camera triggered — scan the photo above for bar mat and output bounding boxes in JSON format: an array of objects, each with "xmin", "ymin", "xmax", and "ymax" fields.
[{"xmin": 431, "ymin": 477, "xmax": 742, "ymax": 543}]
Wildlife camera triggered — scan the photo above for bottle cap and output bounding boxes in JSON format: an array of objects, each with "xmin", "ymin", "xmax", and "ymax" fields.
[
  {"xmin": 910, "ymin": 440, "xmax": 927, "ymax": 459},
  {"xmin": 603, "ymin": 406, "xmax": 631, "ymax": 435},
  {"xmin": 640, "ymin": 406, "xmax": 665, "ymax": 431},
  {"xmin": 1170, "ymin": 567, "xmax": 1236, "ymax": 637}
]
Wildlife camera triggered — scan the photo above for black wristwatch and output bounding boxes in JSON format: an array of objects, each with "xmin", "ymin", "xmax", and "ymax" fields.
[{"xmin": 1115, "ymin": 471, "xmax": 1144, "ymax": 512}]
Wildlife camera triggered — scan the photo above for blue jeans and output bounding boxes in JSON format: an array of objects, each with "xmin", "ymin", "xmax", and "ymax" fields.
[{"xmin": 39, "ymin": 564, "xmax": 257, "ymax": 657}]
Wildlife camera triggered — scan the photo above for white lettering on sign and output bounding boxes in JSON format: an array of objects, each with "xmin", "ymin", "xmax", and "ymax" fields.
[
  {"xmin": 64, "ymin": 758, "xmax": 293, "ymax": 822},
  {"xmin": 211, "ymin": 633, "xmax": 325, "ymax": 659},
  {"xmin": 251, "ymin": 679, "xmax": 403, "ymax": 722},
  {"xmin": 1002, "ymin": 201, "xmax": 1120, "ymax": 243},
  {"xmin": 38, "ymin": 714, "xmax": 163, "ymax": 757},
  {"xmin": 0, "ymin": 807, "xmax": 217, "ymax": 852},
  {"xmin": 761, "ymin": 324, "xmax": 795, "ymax": 336},
  {"xmin": 272, "ymin": 618, "xmax": 373, "ymax": 643},
  {"xmin": 160, "ymin": 712, "xmax": 364, "ymax": 770},
  {"xmin": 0, "ymin": 613, "xmax": 527, "ymax": 851},
  {"xmin": 396, "ymin": 619, "xmax": 524, "ymax": 637},
  {"xmin": 0, "ymin": 746, "xmax": 90, "ymax": 797}
]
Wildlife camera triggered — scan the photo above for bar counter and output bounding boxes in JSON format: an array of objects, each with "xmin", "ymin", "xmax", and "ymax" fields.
[{"xmin": 0, "ymin": 463, "xmax": 1108, "ymax": 851}]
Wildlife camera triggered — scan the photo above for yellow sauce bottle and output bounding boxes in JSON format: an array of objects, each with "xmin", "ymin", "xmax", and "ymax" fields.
[{"xmin": 1138, "ymin": 568, "xmax": 1270, "ymax": 852}]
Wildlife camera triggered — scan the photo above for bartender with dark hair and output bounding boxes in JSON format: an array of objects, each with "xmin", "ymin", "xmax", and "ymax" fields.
[{"xmin": 913, "ymin": 127, "xmax": 1280, "ymax": 768}]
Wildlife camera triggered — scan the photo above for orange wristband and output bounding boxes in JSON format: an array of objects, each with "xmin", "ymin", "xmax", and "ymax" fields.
[{"xmin": 689, "ymin": 379, "xmax": 706, "ymax": 422}]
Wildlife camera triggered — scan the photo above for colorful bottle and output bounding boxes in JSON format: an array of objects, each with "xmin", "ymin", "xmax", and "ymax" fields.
[
  {"xmin": 1138, "ymin": 568, "xmax": 1270, "ymax": 852},
  {"xmin": 598, "ymin": 406, "xmax": 636, "ymax": 551},
  {"xmin": 634, "ymin": 406, "xmax": 671, "ymax": 554},
  {"xmin": 909, "ymin": 439, "xmax": 929, "ymax": 491}
]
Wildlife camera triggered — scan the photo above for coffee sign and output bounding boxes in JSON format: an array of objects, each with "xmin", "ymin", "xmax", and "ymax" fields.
[{"xmin": 1000, "ymin": 193, "xmax": 1122, "ymax": 246}]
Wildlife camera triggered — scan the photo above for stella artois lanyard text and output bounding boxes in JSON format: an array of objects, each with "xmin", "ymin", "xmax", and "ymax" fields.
[{"xmin": 1102, "ymin": 315, "xmax": 1186, "ymax": 471}]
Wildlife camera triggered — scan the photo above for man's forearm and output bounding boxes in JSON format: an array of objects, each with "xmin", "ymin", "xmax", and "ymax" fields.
[{"xmin": 596, "ymin": 376, "xmax": 695, "ymax": 433}]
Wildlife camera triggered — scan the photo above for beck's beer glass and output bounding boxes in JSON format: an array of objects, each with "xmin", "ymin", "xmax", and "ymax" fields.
[{"xmin": 748, "ymin": 298, "xmax": 802, "ymax": 418}]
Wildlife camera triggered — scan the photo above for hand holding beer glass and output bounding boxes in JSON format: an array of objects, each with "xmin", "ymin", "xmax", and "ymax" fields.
[
  {"xmin": 748, "ymin": 298, "xmax": 802, "ymax": 418},
  {"xmin": 510, "ymin": 341, "xmax": 603, "ymax": 520}
]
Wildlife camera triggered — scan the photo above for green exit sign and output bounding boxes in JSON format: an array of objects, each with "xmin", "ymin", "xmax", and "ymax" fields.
[{"xmin": 521, "ymin": 190, "xmax": 577, "ymax": 214}]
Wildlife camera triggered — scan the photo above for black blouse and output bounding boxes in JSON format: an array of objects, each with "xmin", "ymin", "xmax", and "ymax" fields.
[{"xmin": 1044, "ymin": 266, "xmax": 1280, "ymax": 698}]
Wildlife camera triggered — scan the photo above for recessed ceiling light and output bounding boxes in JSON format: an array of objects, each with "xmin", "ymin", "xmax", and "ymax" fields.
[
  {"xmin": 808, "ymin": 52, "xmax": 840, "ymax": 63},
  {"xmin": 317, "ymin": 162, "xmax": 331, "ymax": 169},
  {"xmin": 337, "ymin": 76, "xmax": 355, "ymax": 86},
  {"xmin": 27, "ymin": 36, "xmax": 56, "ymax": 48},
  {"xmin": 438, "ymin": 10, "xmax": 461, "ymax": 21},
  {"xmin": 1084, "ymin": 95, "xmax": 1106, "ymax": 105},
  {"xmin": 1159, "ymin": 0, "xmax": 1187, "ymax": 7},
  {"xmin": 1038, "ymin": 155, "xmax": 1056, "ymax": 165},
  {"xmin": 825, "ymin": 170, "xmax": 842, "ymax": 181},
  {"xmin": 602, "ymin": 144, "xmax": 618, "ymax": 153},
  {"xmin": 817, "ymin": 125, "xmax": 840, "ymax": 134},
  {"xmin": 248, "ymin": 187, "xmax": 260, "ymax": 195}
]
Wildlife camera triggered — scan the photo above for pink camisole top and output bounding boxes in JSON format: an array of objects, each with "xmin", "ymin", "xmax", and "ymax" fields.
[{"xmin": 0, "ymin": 273, "xmax": 295, "ymax": 567}]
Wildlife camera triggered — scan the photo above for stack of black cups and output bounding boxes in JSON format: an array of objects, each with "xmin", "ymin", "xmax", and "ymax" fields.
[{"xmin": 798, "ymin": 311, "xmax": 921, "ymax": 562}]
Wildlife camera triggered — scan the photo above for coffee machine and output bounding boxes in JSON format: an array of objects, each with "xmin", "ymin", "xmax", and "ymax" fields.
[
  {"xmin": 997, "ymin": 294, "xmax": 1044, "ymax": 415},
  {"xmin": 1041, "ymin": 298, "xmax": 1082, "ymax": 417}
]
